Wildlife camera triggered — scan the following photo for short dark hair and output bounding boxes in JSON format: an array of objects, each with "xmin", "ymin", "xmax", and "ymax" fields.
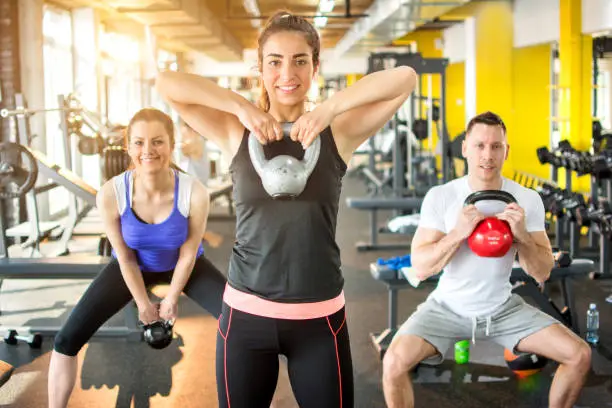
[{"xmin": 466, "ymin": 111, "xmax": 506, "ymax": 135}]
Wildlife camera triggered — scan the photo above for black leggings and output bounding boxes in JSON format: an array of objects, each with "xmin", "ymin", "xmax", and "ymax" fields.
[
  {"xmin": 54, "ymin": 256, "xmax": 226, "ymax": 356},
  {"xmin": 216, "ymin": 302, "xmax": 354, "ymax": 408}
]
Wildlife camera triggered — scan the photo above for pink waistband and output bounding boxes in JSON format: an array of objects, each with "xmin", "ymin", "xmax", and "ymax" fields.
[{"xmin": 222, "ymin": 284, "xmax": 345, "ymax": 320}]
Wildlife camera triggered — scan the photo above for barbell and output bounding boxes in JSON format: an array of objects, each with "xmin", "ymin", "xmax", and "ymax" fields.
[{"xmin": 0, "ymin": 106, "xmax": 79, "ymax": 118}]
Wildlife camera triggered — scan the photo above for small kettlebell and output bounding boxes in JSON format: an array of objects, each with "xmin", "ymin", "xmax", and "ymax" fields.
[
  {"xmin": 248, "ymin": 122, "xmax": 321, "ymax": 199},
  {"xmin": 465, "ymin": 190, "xmax": 517, "ymax": 258},
  {"xmin": 143, "ymin": 320, "xmax": 174, "ymax": 350}
]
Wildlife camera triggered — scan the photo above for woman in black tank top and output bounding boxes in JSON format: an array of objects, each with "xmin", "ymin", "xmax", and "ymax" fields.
[{"xmin": 157, "ymin": 11, "xmax": 417, "ymax": 408}]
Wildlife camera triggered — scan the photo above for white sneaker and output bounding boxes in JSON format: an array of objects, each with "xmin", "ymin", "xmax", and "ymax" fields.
[{"xmin": 606, "ymin": 294, "xmax": 612, "ymax": 304}]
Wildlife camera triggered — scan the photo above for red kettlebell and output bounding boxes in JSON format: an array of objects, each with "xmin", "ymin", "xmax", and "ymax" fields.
[{"xmin": 465, "ymin": 190, "xmax": 516, "ymax": 258}]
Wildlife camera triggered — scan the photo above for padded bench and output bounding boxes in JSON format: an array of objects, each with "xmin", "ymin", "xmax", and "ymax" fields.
[
  {"xmin": 346, "ymin": 196, "xmax": 423, "ymax": 252},
  {"xmin": 0, "ymin": 256, "xmax": 141, "ymax": 341},
  {"xmin": 0, "ymin": 256, "xmax": 109, "ymax": 278},
  {"xmin": 369, "ymin": 258, "xmax": 595, "ymax": 358}
]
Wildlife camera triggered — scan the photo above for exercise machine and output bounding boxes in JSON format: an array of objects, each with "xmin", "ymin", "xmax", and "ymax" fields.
[{"xmin": 345, "ymin": 52, "xmax": 452, "ymax": 252}]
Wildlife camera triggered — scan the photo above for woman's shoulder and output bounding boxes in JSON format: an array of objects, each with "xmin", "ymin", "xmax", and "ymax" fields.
[{"xmin": 176, "ymin": 171, "xmax": 209, "ymax": 216}]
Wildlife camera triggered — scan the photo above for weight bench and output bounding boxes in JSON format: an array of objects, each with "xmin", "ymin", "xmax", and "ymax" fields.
[
  {"xmin": 0, "ymin": 256, "xmax": 141, "ymax": 341},
  {"xmin": 369, "ymin": 258, "xmax": 595, "ymax": 359},
  {"xmin": 346, "ymin": 196, "xmax": 423, "ymax": 251}
]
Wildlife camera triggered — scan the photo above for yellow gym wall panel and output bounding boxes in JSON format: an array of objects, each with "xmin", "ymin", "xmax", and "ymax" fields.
[
  {"xmin": 394, "ymin": 30, "xmax": 444, "ymax": 152},
  {"xmin": 472, "ymin": 0, "xmax": 514, "ymax": 177},
  {"xmin": 474, "ymin": 2, "xmax": 513, "ymax": 120},
  {"xmin": 394, "ymin": 30, "xmax": 443, "ymax": 59},
  {"xmin": 446, "ymin": 62, "xmax": 466, "ymax": 140},
  {"xmin": 558, "ymin": 0, "xmax": 593, "ymax": 192},
  {"xmin": 512, "ymin": 44, "xmax": 552, "ymax": 181}
]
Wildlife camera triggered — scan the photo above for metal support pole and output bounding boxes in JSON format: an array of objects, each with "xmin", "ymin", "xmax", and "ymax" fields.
[{"xmin": 440, "ymin": 68, "xmax": 449, "ymax": 183}]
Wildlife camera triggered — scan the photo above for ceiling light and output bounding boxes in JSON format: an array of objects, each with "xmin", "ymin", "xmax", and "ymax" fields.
[
  {"xmin": 243, "ymin": 0, "xmax": 259, "ymax": 15},
  {"xmin": 319, "ymin": 0, "xmax": 335, "ymax": 14},
  {"xmin": 242, "ymin": 0, "xmax": 261, "ymax": 28},
  {"xmin": 314, "ymin": 15, "xmax": 328, "ymax": 28}
]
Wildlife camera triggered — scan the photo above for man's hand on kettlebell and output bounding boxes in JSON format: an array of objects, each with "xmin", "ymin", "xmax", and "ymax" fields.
[
  {"xmin": 455, "ymin": 205, "xmax": 486, "ymax": 240},
  {"xmin": 496, "ymin": 203, "xmax": 529, "ymax": 243}
]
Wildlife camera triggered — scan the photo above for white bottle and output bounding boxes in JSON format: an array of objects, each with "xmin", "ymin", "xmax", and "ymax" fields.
[{"xmin": 586, "ymin": 303, "xmax": 599, "ymax": 345}]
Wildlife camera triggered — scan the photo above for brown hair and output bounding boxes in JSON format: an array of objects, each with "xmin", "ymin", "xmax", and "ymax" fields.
[
  {"xmin": 256, "ymin": 10, "xmax": 321, "ymax": 112},
  {"xmin": 124, "ymin": 108, "xmax": 181, "ymax": 171},
  {"xmin": 466, "ymin": 111, "xmax": 507, "ymax": 136}
]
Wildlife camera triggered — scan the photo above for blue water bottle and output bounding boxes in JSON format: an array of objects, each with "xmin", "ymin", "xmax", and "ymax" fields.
[{"xmin": 586, "ymin": 303, "xmax": 599, "ymax": 345}]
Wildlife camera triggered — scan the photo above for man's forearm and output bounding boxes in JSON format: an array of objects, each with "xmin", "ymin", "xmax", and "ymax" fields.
[
  {"xmin": 412, "ymin": 229, "xmax": 465, "ymax": 279},
  {"xmin": 516, "ymin": 236, "xmax": 554, "ymax": 283}
]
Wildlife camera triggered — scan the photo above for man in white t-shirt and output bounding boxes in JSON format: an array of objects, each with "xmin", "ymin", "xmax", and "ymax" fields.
[{"xmin": 382, "ymin": 112, "xmax": 592, "ymax": 408}]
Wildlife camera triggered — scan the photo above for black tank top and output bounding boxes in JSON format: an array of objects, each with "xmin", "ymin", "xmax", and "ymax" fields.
[{"xmin": 228, "ymin": 126, "xmax": 347, "ymax": 303}]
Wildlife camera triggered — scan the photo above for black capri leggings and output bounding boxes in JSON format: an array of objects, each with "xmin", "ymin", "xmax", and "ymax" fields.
[
  {"xmin": 54, "ymin": 256, "xmax": 226, "ymax": 356},
  {"xmin": 216, "ymin": 302, "xmax": 354, "ymax": 408}
]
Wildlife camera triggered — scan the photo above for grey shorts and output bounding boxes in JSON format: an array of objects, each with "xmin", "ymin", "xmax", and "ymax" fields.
[{"xmin": 395, "ymin": 294, "xmax": 561, "ymax": 365}]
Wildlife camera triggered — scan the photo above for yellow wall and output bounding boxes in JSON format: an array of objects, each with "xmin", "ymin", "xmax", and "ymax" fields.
[
  {"xmin": 394, "ymin": 30, "xmax": 444, "ymax": 152},
  {"xmin": 473, "ymin": 1, "xmax": 514, "ymax": 178},
  {"xmin": 446, "ymin": 62, "xmax": 466, "ymax": 139},
  {"xmin": 431, "ymin": 0, "xmax": 596, "ymax": 189},
  {"xmin": 511, "ymin": 44, "xmax": 551, "ymax": 180},
  {"xmin": 394, "ymin": 31, "xmax": 443, "ymax": 58}
]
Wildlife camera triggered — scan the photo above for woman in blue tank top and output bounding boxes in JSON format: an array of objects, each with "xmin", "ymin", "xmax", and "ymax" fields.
[{"xmin": 48, "ymin": 108, "xmax": 227, "ymax": 408}]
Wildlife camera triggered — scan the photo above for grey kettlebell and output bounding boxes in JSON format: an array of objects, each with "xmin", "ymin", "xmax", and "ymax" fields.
[{"xmin": 249, "ymin": 122, "xmax": 321, "ymax": 199}]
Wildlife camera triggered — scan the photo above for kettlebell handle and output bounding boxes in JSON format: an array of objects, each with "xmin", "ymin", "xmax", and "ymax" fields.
[
  {"xmin": 140, "ymin": 319, "xmax": 174, "ymax": 329},
  {"xmin": 464, "ymin": 190, "xmax": 517, "ymax": 206},
  {"xmin": 248, "ymin": 120, "xmax": 321, "ymax": 199},
  {"xmin": 280, "ymin": 122, "xmax": 293, "ymax": 138}
]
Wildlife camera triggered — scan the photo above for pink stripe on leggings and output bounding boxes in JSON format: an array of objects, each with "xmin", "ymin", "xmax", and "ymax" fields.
[
  {"xmin": 217, "ymin": 307, "xmax": 234, "ymax": 408},
  {"xmin": 326, "ymin": 313, "xmax": 346, "ymax": 408}
]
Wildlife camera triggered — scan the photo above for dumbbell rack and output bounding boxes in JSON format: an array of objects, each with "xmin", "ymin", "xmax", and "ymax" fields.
[
  {"xmin": 595, "ymin": 178, "xmax": 612, "ymax": 278},
  {"xmin": 550, "ymin": 165, "xmax": 582, "ymax": 257},
  {"xmin": 550, "ymin": 162, "xmax": 612, "ymax": 278}
]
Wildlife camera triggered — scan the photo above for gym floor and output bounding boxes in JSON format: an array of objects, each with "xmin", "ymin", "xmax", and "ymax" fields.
[{"xmin": 0, "ymin": 176, "xmax": 611, "ymax": 407}]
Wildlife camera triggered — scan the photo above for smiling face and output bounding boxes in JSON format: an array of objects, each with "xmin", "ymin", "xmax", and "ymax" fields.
[
  {"xmin": 256, "ymin": 13, "xmax": 321, "ymax": 112},
  {"xmin": 127, "ymin": 120, "xmax": 174, "ymax": 173},
  {"xmin": 462, "ymin": 123, "xmax": 509, "ymax": 183},
  {"xmin": 261, "ymin": 31, "xmax": 318, "ymax": 109}
]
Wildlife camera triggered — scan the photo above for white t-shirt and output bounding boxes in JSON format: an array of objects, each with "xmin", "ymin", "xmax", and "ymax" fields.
[{"xmin": 419, "ymin": 176, "xmax": 546, "ymax": 317}]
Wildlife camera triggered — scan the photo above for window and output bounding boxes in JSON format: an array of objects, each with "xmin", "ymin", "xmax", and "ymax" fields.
[
  {"xmin": 43, "ymin": 5, "xmax": 74, "ymax": 216},
  {"xmin": 99, "ymin": 30, "xmax": 142, "ymax": 125},
  {"xmin": 595, "ymin": 64, "xmax": 610, "ymax": 130}
]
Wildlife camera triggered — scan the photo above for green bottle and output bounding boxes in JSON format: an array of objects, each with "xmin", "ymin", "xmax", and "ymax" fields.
[{"xmin": 454, "ymin": 340, "xmax": 470, "ymax": 364}]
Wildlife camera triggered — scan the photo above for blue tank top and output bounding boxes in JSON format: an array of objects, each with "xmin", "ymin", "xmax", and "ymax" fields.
[{"xmin": 114, "ymin": 170, "xmax": 204, "ymax": 272}]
